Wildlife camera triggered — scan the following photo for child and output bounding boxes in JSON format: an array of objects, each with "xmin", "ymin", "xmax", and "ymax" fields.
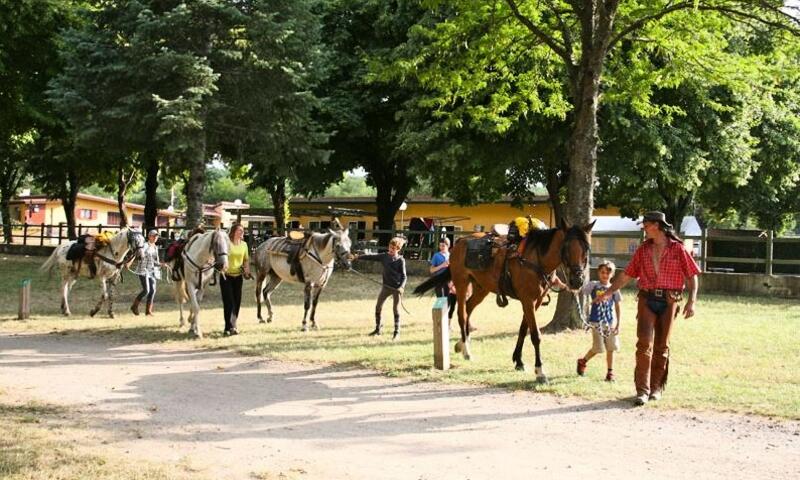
[
  {"xmin": 577, "ymin": 260, "xmax": 622, "ymax": 381},
  {"xmin": 358, "ymin": 237, "xmax": 407, "ymax": 340}
]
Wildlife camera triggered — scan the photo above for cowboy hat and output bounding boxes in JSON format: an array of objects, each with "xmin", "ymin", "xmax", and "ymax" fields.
[{"xmin": 638, "ymin": 211, "xmax": 673, "ymax": 230}]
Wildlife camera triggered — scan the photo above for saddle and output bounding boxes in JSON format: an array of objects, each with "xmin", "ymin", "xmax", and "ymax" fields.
[
  {"xmin": 67, "ymin": 234, "xmax": 98, "ymax": 278},
  {"xmin": 165, "ymin": 239, "xmax": 187, "ymax": 281},
  {"xmin": 269, "ymin": 232, "xmax": 312, "ymax": 283}
]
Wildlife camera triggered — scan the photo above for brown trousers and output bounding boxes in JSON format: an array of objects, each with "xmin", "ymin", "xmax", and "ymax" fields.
[{"xmin": 635, "ymin": 294, "xmax": 680, "ymax": 396}]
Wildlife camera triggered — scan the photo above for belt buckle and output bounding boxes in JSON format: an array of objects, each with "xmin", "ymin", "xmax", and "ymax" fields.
[{"xmin": 654, "ymin": 289, "xmax": 664, "ymax": 297}]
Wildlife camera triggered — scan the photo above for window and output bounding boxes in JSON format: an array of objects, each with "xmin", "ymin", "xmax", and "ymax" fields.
[
  {"xmin": 309, "ymin": 221, "xmax": 331, "ymax": 232},
  {"xmin": 132, "ymin": 214, "xmax": 145, "ymax": 225},
  {"xmin": 107, "ymin": 212, "xmax": 121, "ymax": 225},
  {"xmin": 349, "ymin": 221, "xmax": 367, "ymax": 240},
  {"xmin": 78, "ymin": 209, "xmax": 97, "ymax": 220},
  {"xmin": 288, "ymin": 220, "xmax": 301, "ymax": 229}
]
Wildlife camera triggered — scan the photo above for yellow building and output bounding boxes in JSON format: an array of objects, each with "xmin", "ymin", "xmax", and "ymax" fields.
[
  {"xmin": 289, "ymin": 195, "xmax": 619, "ymax": 234},
  {"xmin": 8, "ymin": 192, "xmax": 181, "ymax": 244}
]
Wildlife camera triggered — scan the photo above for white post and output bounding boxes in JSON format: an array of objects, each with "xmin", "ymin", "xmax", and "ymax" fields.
[{"xmin": 432, "ymin": 296, "xmax": 449, "ymax": 370}]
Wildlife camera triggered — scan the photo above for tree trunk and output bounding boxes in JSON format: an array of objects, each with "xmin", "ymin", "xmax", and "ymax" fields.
[
  {"xmin": 269, "ymin": 178, "xmax": 287, "ymax": 235},
  {"xmin": 184, "ymin": 135, "xmax": 207, "ymax": 229},
  {"xmin": 62, "ymin": 173, "xmax": 80, "ymax": 240},
  {"xmin": 1, "ymin": 197, "xmax": 12, "ymax": 244},
  {"xmin": 144, "ymin": 156, "xmax": 159, "ymax": 230},
  {"xmin": 116, "ymin": 169, "xmax": 130, "ymax": 228},
  {"xmin": 373, "ymin": 180, "xmax": 410, "ymax": 247},
  {"xmin": 548, "ymin": 48, "xmax": 605, "ymax": 332},
  {"xmin": 0, "ymin": 163, "xmax": 22, "ymax": 244}
]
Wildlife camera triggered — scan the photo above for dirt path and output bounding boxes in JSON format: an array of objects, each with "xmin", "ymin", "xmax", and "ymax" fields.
[{"xmin": 1, "ymin": 332, "xmax": 798, "ymax": 480}]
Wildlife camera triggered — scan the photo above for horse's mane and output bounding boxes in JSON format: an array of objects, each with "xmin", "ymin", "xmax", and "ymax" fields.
[
  {"xmin": 524, "ymin": 228, "xmax": 559, "ymax": 257},
  {"xmin": 523, "ymin": 225, "xmax": 590, "ymax": 257}
]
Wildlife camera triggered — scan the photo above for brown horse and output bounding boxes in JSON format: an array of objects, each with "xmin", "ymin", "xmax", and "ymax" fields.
[{"xmin": 414, "ymin": 220, "xmax": 594, "ymax": 383}]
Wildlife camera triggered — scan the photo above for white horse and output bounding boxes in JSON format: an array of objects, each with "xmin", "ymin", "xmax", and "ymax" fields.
[
  {"xmin": 254, "ymin": 223, "xmax": 352, "ymax": 331},
  {"xmin": 40, "ymin": 227, "xmax": 145, "ymax": 317},
  {"xmin": 168, "ymin": 229, "xmax": 230, "ymax": 338}
]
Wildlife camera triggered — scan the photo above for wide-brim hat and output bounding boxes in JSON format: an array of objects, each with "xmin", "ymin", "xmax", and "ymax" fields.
[
  {"xmin": 638, "ymin": 211, "xmax": 673, "ymax": 229},
  {"xmin": 147, "ymin": 229, "xmax": 159, "ymax": 237}
]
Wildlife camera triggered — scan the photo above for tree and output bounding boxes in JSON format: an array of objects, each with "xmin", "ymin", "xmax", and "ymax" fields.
[
  {"xmin": 0, "ymin": 0, "xmax": 78, "ymax": 241},
  {"xmin": 314, "ymin": 0, "xmax": 431, "ymax": 245},
  {"xmin": 392, "ymin": 0, "xmax": 800, "ymax": 331}
]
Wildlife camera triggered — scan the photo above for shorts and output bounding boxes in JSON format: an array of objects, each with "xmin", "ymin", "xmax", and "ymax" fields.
[{"xmin": 590, "ymin": 325, "xmax": 620, "ymax": 354}]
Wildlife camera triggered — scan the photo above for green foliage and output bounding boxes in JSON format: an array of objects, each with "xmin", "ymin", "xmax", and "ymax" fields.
[{"xmin": 323, "ymin": 174, "xmax": 377, "ymax": 197}]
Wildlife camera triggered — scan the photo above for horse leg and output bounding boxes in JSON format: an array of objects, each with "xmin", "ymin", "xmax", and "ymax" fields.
[
  {"xmin": 301, "ymin": 284, "xmax": 312, "ymax": 332},
  {"xmin": 90, "ymin": 278, "xmax": 108, "ymax": 318},
  {"xmin": 512, "ymin": 318, "xmax": 528, "ymax": 371},
  {"xmin": 261, "ymin": 274, "xmax": 281, "ymax": 324},
  {"xmin": 459, "ymin": 285, "xmax": 489, "ymax": 361},
  {"xmin": 107, "ymin": 277, "xmax": 117, "ymax": 318},
  {"xmin": 187, "ymin": 285, "xmax": 202, "ymax": 338},
  {"xmin": 309, "ymin": 286, "xmax": 323, "ymax": 330},
  {"xmin": 255, "ymin": 270, "xmax": 266, "ymax": 322},
  {"xmin": 63, "ymin": 278, "xmax": 76, "ymax": 316},
  {"xmin": 523, "ymin": 301, "xmax": 547, "ymax": 383}
]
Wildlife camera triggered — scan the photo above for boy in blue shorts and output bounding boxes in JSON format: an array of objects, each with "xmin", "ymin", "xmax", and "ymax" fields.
[{"xmin": 577, "ymin": 260, "xmax": 622, "ymax": 381}]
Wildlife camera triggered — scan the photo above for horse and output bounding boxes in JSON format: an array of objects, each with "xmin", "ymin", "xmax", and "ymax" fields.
[
  {"xmin": 253, "ymin": 222, "xmax": 352, "ymax": 331},
  {"xmin": 168, "ymin": 229, "xmax": 230, "ymax": 338},
  {"xmin": 414, "ymin": 220, "xmax": 594, "ymax": 383},
  {"xmin": 40, "ymin": 227, "xmax": 145, "ymax": 318}
]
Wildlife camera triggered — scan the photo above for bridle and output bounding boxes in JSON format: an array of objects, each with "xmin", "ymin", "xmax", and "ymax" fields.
[
  {"xmin": 182, "ymin": 230, "xmax": 228, "ymax": 285},
  {"xmin": 95, "ymin": 229, "xmax": 144, "ymax": 270}
]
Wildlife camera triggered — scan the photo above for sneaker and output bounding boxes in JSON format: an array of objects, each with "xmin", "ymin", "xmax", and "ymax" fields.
[
  {"xmin": 605, "ymin": 371, "xmax": 615, "ymax": 382},
  {"xmin": 223, "ymin": 330, "xmax": 231, "ymax": 337},
  {"xmin": 576, "ymin": 358, "xmax": 587, "ymax": 376},
  {"xmin": 633, "ymin": 394, "xmax": 649, "ymax": 406},
  {"xmin": 649, "ymin": 390, "xmax": 662, "ymax": 401},
  {"xmin": 392, "ymin": 330, "xmax": 399, "ymax": 341},
  {"xmin": 229, "ymin": 328, "xmax": 239, "ymax": 336},
  {"xmin": 368, "ymin": 328, "xmax": 382, "ymax": 336}
]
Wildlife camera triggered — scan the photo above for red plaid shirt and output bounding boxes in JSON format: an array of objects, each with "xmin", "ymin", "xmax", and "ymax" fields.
[{"xmin": 625, "ymin": 238, "xmax": 700, "ymax": 290}]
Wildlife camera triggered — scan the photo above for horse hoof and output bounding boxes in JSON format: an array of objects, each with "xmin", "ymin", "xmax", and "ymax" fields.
[
  {"xmin": 301, "ymin": 325, "xmax": 308, "ymax": 332},
  {"xmin": 108, "ymin": 313, "xmax": 115, "ymax": 319},
  {"xmin": 463, "ymin": 352, "xmax": 472, "ymax": 361},
  {"xmin": 515, "ymin": 363, "xmax": 526, "ymax": 372},
  {"xmin": 89, "ymin": 308, "xmax": 98, "ymax": 317},
  {"xmin": 258, "ymin": 319, "xmax": 266, "ymax": 324},
  {"xmin": 536, "ymin": 375, "xmax": 549, "ymax": 384},
  {"xmin": 311, "ymin": 324, "xmax": 319, "ymax": 331}
]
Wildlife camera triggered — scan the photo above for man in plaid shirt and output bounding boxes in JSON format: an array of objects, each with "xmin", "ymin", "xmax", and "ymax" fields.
[{"xmin": 595, "ymin": 211, "xmax": 700, "ymax": 406}]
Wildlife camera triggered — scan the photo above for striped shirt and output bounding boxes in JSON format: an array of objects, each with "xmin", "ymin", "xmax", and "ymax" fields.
[
  {"xmin": 625, "ymin": 238, "xmax": 700, "ymax": 290},
  {"xmin": 133, "ymin": 243, "xmax": 160, "ymax": 278}
]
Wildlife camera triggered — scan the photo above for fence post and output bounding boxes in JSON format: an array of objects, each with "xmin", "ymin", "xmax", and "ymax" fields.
[
  {"xmin": 432, "ymin": 296, "xmax": 450, "ymax": 370},
  {"xmin": 78, "ymin": 224, "xmax": 82, "ymax": 237},
  {"xmin": 766, "ymin": 230, "xmax": 774, "ymax": 275},
  {"xmin": 58, "ymin": 224, "xmax": 63, "ymax": 244},
  {"xmin": 18, "ymin": 279, "xmax": 31, "ymax": 320},
  {"xmin": 700, "ymin": 228, "xmax": 708, "ymax": 272},
  {"xmin": 22, "ymin": 223, "xmax": 28, "ymax": 246},
  {"xmin": 40, "ymin": 222, "xmax": 45, "ymax": 246}
]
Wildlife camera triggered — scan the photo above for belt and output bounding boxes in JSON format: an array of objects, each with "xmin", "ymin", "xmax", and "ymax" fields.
[{"xmin": 639, "ymin": 288, "xmax": 681, "ymax": 299}]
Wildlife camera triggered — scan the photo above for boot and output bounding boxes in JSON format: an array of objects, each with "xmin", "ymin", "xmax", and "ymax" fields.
[
  {"xmin": 130, "ymin": 297, "xmax": 141, "ymax": 316},
  {"xmin": 145, "ymin": 302, "xmax": 154, "ymax": 316},
  {"xmin": 368, "ymin": 320, "xmax": 382, "ymax": 336}
]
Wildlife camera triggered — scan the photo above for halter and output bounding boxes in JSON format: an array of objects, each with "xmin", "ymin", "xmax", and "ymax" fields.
[{"xmin": 95, "ymin": 229, "xmax": 144, "ymax": 270}]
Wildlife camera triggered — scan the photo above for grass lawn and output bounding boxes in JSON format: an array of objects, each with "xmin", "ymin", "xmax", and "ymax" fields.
[
  {"xmin": 2, "ymin": 253, "xmax": 799, "ymax": 420},
  {"xmin": 0, "ymin": 394, "xmax": 206, "ymax": 479}
]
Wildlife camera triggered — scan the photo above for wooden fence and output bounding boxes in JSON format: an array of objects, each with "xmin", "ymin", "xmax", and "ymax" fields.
[{"xmin": 3, "ymin": 222, "xmax": 800, "ymax": 275}]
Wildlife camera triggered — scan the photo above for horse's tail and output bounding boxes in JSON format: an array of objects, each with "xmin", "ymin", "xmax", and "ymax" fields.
[
  {"xmin": 413, "ymin": 268, "xmax": 451, "ymax": 296},
  {"xmin": 40, "ymin": 247, "xmax": 61, "ymax": 277}
]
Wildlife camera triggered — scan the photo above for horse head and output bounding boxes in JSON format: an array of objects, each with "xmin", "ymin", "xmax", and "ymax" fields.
[
  {"xmin": 211, "ymin": 229, "xmax": 230, "ymax": 272},
  {"xmin": 559, "ymin": 219, "xmax": 595, "ymax": 290},
  {"xmin": 127, "ymin": 228, "xmax": 146, "ymax": 259},
  {"xmin": 328, "ymin": 226, "xmax": 353, "ymax": 270}
]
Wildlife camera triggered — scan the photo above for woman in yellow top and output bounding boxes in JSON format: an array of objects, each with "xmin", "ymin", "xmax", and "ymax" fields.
[{"xmin": 220, "ymin": 223, "xmax": 251, "ymax": 335}]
